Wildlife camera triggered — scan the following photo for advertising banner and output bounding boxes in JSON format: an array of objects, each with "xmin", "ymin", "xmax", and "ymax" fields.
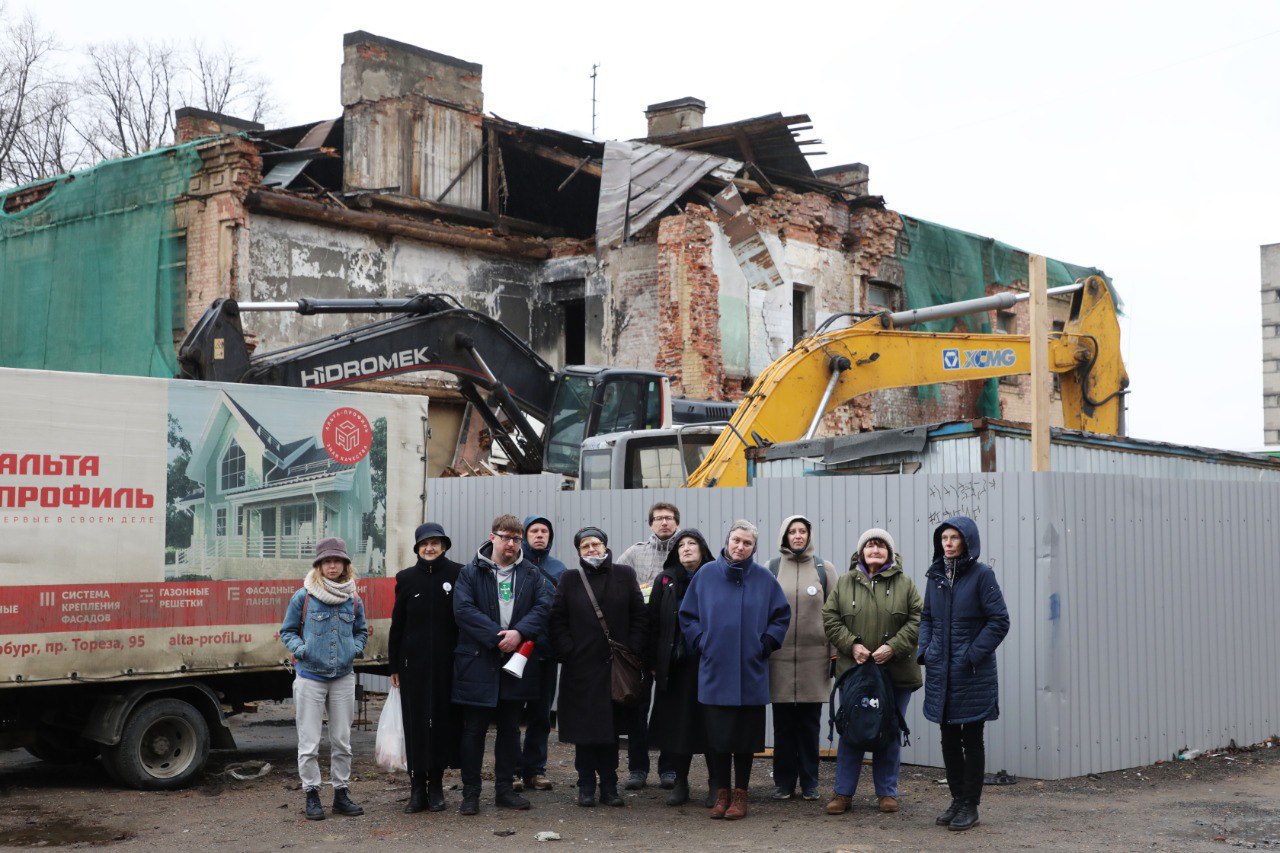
[{"xmin": 0, "ymin": 368, "xmax": 427, "ymax": 685}]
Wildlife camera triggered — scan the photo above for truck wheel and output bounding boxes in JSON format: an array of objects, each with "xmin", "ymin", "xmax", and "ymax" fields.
[
  {"xmin": 25, "ymin": 730, "xmax": 101, "ymax": 764},
  {"xmin": 101, "ymin": 697, "xmax": 210, "ymax": 790}
]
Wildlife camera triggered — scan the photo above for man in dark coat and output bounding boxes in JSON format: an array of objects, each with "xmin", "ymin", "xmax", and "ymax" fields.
[
  {"xmin": 452, "ymin": 514, "xmax": 554, "ymax": 815},
  {"xmin": 515, "ymin": 514, "xmax": 567, "ymax": 792},
  {"xmin": 918, "ymin": 516, "xmax": 1010, "ymax": 832},
  {"xmin": 548, "ymin": 527, "xmax": 648, "ymax": 807},
  {"xmin": 388, "ymin": 522, "xmax": 463, "ymax": 813}
]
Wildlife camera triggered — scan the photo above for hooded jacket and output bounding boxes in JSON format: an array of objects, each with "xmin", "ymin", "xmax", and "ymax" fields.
[
  {"xmin": 452, "ymin": 541, "xmax": 554, "ymax": 707},
  {"xmin": 521, "ymin": 515, "xmax": 568, "ymax": 665},
  {"xmin": 648, "ymin": 528, "xmax": 714, "ymax": 690},
  {"xmin": 821, "ymin": 546, "xmax": 922, "ymax": 691},
  {"xmin": 917, "ymin": 516, "xmax": 1010, "ymax": 725},
  {"xmin": 769, "ymin": 515, "xmax": 837, "ymax": 704},
  {"xmin": 679, "ymin": 530, "xmax": 791, "ymax": 706}
]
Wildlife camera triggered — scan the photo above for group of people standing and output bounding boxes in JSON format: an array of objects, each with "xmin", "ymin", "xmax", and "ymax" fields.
[{"xmin": 278, "ymin": 503, "xmax": 1009, "ymax": 832}]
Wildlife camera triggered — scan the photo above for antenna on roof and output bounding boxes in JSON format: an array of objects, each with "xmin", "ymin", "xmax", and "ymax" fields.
[{"xmin": 590, "ymin": 63, "xmax": 600, "ymax": 136}]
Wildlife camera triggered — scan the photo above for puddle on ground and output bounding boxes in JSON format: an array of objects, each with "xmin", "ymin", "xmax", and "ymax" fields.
[{"xmin": 0, "ymin": 816, "xmax": 130, "ymax": 847}]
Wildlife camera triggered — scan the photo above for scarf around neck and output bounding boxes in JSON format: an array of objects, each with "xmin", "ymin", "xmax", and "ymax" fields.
[{"xmin": 305, "ymin": 568, "xmax": 356, "ymax": 605}]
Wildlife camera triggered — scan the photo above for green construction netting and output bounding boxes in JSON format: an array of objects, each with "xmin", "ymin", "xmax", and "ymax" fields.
[
  {"xmin": 895, "ymin": 215, "xmax": 1111, "ymax": 417},
  {"xmin": 0, "ymin": 142, "xmax": 205, "ymax": 378}
]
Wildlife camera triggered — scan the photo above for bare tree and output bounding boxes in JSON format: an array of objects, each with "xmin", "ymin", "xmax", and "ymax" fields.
[
  {"xmin": 79, "ymin": 39, "xmax": 179, "ymax": 159},
  {"xmin": 188, "ymin": 40, "xmax": 275, "ymax": 125},
  {"xmin": 0, "ymin": 7, "xmax": 82, "ymax": 186}
]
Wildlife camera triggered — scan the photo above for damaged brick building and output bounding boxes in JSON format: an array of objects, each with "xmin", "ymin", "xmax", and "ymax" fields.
[{"xmin": 0, "ymin": 30, "xmax": 1110, "ymax": 476}]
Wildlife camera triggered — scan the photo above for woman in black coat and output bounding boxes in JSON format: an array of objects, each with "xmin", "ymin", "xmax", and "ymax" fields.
[
  {"xmin": 388, "ymin": 522, "xmax": 463, "ymax": 814},
  {"xmin": 647, "ymin": 528, "xmax": 714, "ymax": 807},
  {"xmin": 548, "ymin": 527, "xmax": 648, "ymax": 807}
]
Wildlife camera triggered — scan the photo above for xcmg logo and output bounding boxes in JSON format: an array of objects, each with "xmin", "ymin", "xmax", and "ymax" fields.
[{"xmin": 942, "ymin": 348, "xmax": 1017, "ymax": 370}]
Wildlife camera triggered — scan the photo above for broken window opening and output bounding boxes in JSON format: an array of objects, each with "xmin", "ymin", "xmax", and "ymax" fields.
[{"xmin": 563, "ymin": 298, "xmax": 587, "ymax": 366}]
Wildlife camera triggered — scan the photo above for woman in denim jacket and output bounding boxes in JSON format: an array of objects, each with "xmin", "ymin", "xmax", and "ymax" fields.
[{"xmin": 280, "ymin": 537, "xmax": 369, "ymax": 821}]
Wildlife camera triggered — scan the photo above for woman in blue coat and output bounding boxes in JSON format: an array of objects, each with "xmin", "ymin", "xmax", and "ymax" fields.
[
  {"xmin": 679, "ymin": 520, "xmax": 790, "ymax": 821},
  {"xmin": 917, "ymin": 516, "xmax": 1010, "ymax": 833}
]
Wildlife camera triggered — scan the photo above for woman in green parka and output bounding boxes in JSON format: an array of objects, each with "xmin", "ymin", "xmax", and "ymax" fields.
[{"xmin": 821, "ymin": 527, "xmax": 922, "ymax": 816}]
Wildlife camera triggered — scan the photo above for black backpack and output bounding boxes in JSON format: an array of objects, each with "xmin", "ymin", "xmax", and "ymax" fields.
[{"xmin": 828, "ymin": 661, "xmax": 910, "ymax": 754}]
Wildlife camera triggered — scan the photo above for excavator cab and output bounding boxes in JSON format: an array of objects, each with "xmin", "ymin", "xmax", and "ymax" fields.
[{"xmin": 542, "ymin": 368, "xmax": 668, "ymax": 475}]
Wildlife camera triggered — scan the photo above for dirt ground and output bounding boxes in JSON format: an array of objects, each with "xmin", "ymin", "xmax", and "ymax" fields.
[{"xmin": 0, "ymin": 697, "xmax": 1277, "ymax": 852}]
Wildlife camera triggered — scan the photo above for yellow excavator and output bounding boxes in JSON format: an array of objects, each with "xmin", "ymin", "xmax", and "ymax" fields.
[
  {"xmin": 684, "ymin": 275, "xmax": 1128, "ymax": 487},
  {"xmin": 580, "ymin": 276, "xmax": 1128, "ymax": 489}
]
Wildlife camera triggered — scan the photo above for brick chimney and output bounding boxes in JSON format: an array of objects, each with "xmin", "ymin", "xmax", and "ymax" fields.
[
  {"xmin": 645, "ymin": 97, "xmax": 705, "ymax": 137},
  {"xmin": 174, "ymin": 107, "xmax": 263, "ymax": 144},
  {"xmin": 815, "ymin": 163, "xmax": 870, "ymax": 197},
  {"xmin": 341, "ymin": 31, "xmax": 484, "ymax": 209}
]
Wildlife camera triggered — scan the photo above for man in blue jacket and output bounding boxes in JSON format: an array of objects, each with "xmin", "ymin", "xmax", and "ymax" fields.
[
  {"xmin": 453, "ymin": 514, "xmax": 555, "ymax": 815},
  {"xmin": 514, "ymin": 514, "xmax": 567, "ymax": 792}
]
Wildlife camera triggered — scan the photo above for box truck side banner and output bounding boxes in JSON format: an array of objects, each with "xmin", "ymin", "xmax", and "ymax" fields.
[{"xmin": 0, "ymin": 368, "xmax": 427, "ymax": 685}]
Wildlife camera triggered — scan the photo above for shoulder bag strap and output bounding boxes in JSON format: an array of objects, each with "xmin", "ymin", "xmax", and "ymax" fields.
[{"xmin": 577, "ymin": 570, "xmax": 615, "ymax": 646}]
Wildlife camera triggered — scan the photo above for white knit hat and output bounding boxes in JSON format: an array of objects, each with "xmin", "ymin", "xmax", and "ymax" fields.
[{"xmin": 856, "ymin": 528, "xmax": 896, "ymax": 561}]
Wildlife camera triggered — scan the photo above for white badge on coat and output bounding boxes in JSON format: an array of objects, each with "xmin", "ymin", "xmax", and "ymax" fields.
[
  {"xmin": 806, "ymin": 585, "xmax": 818, "ymax": 597},
  {"xmin": 442, "ymin": 582, "xmax": 453, "ymax": 595}
]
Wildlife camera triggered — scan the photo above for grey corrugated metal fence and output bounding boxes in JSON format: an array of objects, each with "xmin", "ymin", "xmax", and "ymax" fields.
[{"xmin": 426, "ymin": 472, "xmax": 1280, "ymax": 780}]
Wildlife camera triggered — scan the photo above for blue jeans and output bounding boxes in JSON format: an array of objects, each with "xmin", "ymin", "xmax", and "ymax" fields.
[
  {"xmin": 517, "ymin": 659, "xmax": 557, "ymax": 780},
  {"xmin": 834, "ymin": 687, "xmax": 912, "ymax": 797}
]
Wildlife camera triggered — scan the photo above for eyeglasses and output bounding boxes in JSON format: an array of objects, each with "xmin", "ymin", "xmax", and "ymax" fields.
[
  {"xmin": 493, "ymin": 533, "xmax": 523, "ymax": 544},
  {"xmin": 651, "ymin": 515, "xmax": 677, "ymax": 523}
]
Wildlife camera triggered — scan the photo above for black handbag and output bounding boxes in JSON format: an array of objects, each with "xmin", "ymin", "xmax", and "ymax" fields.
[{"xmin": 578, "ymin": 570, "xmax": 644, "ymax": 705}]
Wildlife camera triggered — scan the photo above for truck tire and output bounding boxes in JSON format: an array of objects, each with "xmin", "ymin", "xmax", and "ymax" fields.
[
  {"xmin": 100, "ymin": 697, "xmax": 210, "ymax": 790},
  {"xmin": 25, "ymin": 730, "xmax": 101, "ymax": 764}
]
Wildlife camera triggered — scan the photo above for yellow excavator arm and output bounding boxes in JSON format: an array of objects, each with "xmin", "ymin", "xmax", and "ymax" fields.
[{"xmin": 686, "ymin": 276, "xmax": 1128, "ymax": 487}]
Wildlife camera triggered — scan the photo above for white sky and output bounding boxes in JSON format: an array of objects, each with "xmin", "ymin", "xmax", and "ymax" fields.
[{"xmin": 42, "ymin": 0, "xmax": 1280, "ymax": 451}]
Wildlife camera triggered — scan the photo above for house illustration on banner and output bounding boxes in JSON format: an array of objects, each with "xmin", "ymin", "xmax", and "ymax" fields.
[{"xmin": 173, "ymin": 391, "xmax": 374, "ymax": 580}]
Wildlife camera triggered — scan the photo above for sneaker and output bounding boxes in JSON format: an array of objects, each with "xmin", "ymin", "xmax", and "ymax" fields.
[
  {"xmin": 528, "ymin": 774, "xmax": 554, "ymax": 791},
  {"xmin": 624, "ymin": 771, "xmax": 647, "ymax": 790},
  {"xmin": 658, "ymin": 771, "xmax": 677, "ymax": 790},
  {"xmin": 512, "ymin": 776, "xmax": 524, "ymax": 792},
  {"xmin": 801, "ymin": 788, "xmax": 821, "ymax": 801},
  {"xmin": 495, "ymin": 791, "xmax": 531, "ymax": 810},
  {"xmin": 771, "ymin": 787, "xmax": 793, "ymax": 800}
]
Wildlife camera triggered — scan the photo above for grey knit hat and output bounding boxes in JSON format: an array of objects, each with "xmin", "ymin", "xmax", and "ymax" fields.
[{"xmin": 856, "ymin": 528, "xmax": 896, "ymax": 562}]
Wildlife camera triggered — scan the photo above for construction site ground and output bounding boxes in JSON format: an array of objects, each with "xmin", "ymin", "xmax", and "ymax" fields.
[{"xmin": 0, "ymin": 696, "xmax": 1276, "ymax": 852}]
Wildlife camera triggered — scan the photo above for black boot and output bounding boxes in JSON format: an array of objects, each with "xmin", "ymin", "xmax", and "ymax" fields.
[
  {"xmin": 704, "ymin": 779, "xmax": 717, "ymax": 808},
  {"xmin": 666, "ymin": 776, "xmax": 690, "ymax": 806},
  {"xmin": 599, "ymin": 785, "xmax": 625, "ymax": 807},
  {"xmin": 333, "ymin": 787, "xmax": 364, "ymax": 817},
  {"xmin": 404, "ymin": 781, "xmax": 428, "ymax": 814},
  {"xmin": 458, "ymin": 787, "xmax": 480, "ymax": 816},
  {"xmin": 304, "ymin": 788, "xmax": 325, "ymax": 821},
  {"xmin": 495, "ymin": 790, "xmax": 531, "ymax": 810},
  {"xmin": 426, "ymin": 781, "xmax": 446, "ymax": 812},
  {"xmin": 949, "ymin": 803, "xmax": 980, "ymax": 831},
  {"xmin": 936, "ymin": 797, "xmax": 963, "ymax": 826},
  {"xmin": 577, "ymin": 786, "xmax": 597, "ymax": 807}
]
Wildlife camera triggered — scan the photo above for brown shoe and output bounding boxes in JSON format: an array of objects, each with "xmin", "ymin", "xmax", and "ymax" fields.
[
  {"xmin": 724, "ymin": 788, "xmax": 749, "ymax": 820},
  {"xmin": 878, "ymin": 795, "xmax": 899, "ymax": 813},
  {"xmin": 529, "ymin": 775, "xmax": 554, "ymax": 791},
  {"xmin": 709, "ymin": 788, "xmax": 731, "ymax": 819},
  {"xmin": 826, "ymin": 794, "xmax": 852, "ymax": 815}
]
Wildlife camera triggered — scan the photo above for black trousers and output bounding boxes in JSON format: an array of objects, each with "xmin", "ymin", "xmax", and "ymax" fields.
[
  {"xmin": 707, "ymin": 752, "xmax": 753, "ymax": 791},
  {"xmin": 575, "ymin": 741, "xmax": 620, "ymax": 791},
  {"xmin": 460, "ymin": 700, "xmax": 523, "ymax": 797},
  {"xmin": 628, "ymin": 673, "xmax": 676, "ymax": 776},
  {"xmin": 771, "ymin": 702, "xmax": 821, "ymax": 794},
  {"xmin": 940, "ymin": 721, "xmax": 986, "ymax": 806}
]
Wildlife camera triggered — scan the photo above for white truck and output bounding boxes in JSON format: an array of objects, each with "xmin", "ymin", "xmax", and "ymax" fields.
[{"xmin": 0, "ymin": 367, "xmax": 428, "ymax": 788}]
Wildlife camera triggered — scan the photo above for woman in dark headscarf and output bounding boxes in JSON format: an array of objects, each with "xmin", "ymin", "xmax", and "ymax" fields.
[
  {"xmin": 647, "ymin": 528, "xmax": 715, "ymax": 807},
  {"xmin": 679, "ymin": 520, "xmax": 790, "ymax": 821},
  {"xmin": 388, "ymin": 522, "xmax": 463, "ymax": 813}
]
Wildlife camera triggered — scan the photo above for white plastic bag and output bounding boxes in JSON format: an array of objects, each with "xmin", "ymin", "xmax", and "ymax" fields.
[{"xmin": 375, "ymin": 686, "xmax": 408, "ymax": 772}]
